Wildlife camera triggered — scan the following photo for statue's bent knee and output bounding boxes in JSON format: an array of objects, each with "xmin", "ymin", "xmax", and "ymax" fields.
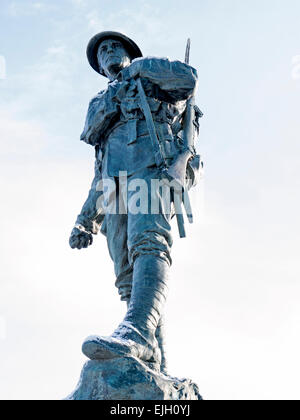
[{"xmin": 128, "ymin": 231, "xmax": 172, "ymax": 267}]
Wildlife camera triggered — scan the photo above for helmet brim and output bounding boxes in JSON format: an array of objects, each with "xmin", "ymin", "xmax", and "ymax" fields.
[{"xmin": 87, "ymin": 31, "xmax": 143, "ymax": 76}]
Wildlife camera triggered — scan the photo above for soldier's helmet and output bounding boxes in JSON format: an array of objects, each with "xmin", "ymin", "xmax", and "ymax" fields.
[{"xmin": 87, "ymin": 31, "xmax": 143, "ymax": 76}]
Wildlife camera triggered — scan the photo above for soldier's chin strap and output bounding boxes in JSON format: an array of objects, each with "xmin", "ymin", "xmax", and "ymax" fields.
[{"xmin": 136, "ymin": 77, "xmax": 191, "ymax": 239}]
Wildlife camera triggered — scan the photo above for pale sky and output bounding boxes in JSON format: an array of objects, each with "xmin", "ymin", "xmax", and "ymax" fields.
[{"xmin": 0, "ymin": 0, "xmax": 300, "ymax": 400}]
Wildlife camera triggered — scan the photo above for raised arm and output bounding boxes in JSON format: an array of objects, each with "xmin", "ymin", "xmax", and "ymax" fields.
[{"xmin": 122, "ymin": 57, "xmax": 198, "ymax": 102}]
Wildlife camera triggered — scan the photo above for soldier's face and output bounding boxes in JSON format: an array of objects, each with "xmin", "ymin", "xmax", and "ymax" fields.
[{"xmin": 97, "ymin": 39, "xmax": 131, "ymax": 79}]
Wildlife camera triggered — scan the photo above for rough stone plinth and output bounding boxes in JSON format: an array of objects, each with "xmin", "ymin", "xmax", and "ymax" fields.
[{"xmin": 66, "ymin": 357, "xmax": 202, "ymax": 400}]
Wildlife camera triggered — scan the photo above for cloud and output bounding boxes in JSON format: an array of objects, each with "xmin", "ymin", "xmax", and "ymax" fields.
[
  {"xmin": 7, "ymin": 0, "xmax": 57, "ymax": 17},
  {"xmin": 85, "ymin": 2, "xmax": 165, "ymax": 41},
  {"xmin": 1, "ymin": 0, "xmax": 300, "ymax": 400},
  {"xmin": 0, "ymin": 108, "xmax": 49, "ymax": 158},
  {"xmin": 18, "ymin": 43, "xmax": 76, "ymax": 97},
  {"xmin": 0, "ymin": 38, "xmax": 88, "ymax": 148},
  {"xmin": 68, "ymin": 0, "xmax": 87, "ymax": 7}
]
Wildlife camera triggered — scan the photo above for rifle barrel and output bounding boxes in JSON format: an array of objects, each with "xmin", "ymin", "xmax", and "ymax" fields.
[{"xmin": 185, "ymin": 38, "xmax": 191, "ymax": 65}]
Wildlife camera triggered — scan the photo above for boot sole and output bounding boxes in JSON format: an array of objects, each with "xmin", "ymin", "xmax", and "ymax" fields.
[
  {"xmin": 82, "ymin": 336, "xmax": 133, "ymax": 360},
  {"xmin": 83, "ymin": 337, "xmax": 161, "ymax": 372}
]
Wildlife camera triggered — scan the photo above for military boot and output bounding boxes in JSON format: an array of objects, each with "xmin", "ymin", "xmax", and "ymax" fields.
[
  {"xmin": 122, "ymin": 299, "xmax": 168, "ymax": 374},
  {"xmin": 82, "ymin": 254, "xmax": 169, "ymax": 371}
]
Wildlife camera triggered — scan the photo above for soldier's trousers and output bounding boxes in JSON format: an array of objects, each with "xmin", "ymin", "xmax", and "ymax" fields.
[{"xmin": 100, "ymin": 166, "xmax": 173, "ymax": 302}]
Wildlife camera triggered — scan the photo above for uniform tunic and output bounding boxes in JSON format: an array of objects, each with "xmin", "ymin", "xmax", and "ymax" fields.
[{"xmin": 76, "ymin": 57, "xmax": 198, "ymax": 300}]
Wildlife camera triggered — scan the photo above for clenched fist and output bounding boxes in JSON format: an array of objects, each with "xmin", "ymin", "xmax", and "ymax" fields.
[{"xmin": 69, "ymin": 227, "xmax": 93, "ymax": 249}]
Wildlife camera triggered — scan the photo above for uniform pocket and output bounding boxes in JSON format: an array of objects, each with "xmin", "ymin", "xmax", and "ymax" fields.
[{"xmin": 157, "ymin": 124, "xmax": 178, "ymax": 159}]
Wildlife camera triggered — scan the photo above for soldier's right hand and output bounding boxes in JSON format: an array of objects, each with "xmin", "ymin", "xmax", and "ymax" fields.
[{"xmin": 69, "ymin": 227, "xmax": 93, "ymax": 250}]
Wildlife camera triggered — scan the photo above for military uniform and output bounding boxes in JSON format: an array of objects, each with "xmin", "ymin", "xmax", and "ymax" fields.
[
  {"xmin": 72, "ymin": 32, "xmax": 199, "ymax": 371},
  {"xmin": 77, "ymin": 57, "xmax": 197, "ymax": 293}
]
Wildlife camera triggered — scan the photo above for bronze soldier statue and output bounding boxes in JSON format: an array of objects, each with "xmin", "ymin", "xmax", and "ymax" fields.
[{"xmin": 69, "ymin": 31, "xmax": 202, "ymax": 374}]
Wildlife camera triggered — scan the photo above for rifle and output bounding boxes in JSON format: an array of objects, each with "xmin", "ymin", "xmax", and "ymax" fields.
[
  {"xmin": 162, "ymin": 39, "xmax": 202, "ymax": 238},
  {"xmin": 137, "ymin": 39, "xmax": 202, "ymax": 238}
]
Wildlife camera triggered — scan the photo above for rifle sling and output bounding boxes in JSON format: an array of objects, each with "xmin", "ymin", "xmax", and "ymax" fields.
[{"xmin": 136, "ymin": 78, "xmax": 166, "ymax": 169}]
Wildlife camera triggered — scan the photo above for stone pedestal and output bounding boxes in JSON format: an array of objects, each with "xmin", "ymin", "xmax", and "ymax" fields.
[{"xmin": 66, "ymin": 357, "xmax": 202, "ymax": 400}]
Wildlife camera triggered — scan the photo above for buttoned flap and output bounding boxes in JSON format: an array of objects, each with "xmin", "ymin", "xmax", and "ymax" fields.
[
  {"xmin": 156, "ymin": 123, "xmax": 178, "ymax": 159},
  {"xmin": 121, "ymin": 97, "xmax": 140, "ymax": 114},
  {"xmin": 147, "ymin": 97, "xmax": 161, "ymax": 113},
  {"xmin": 115, "ymin": 81, "xmax": 130, "ymax": 101}
]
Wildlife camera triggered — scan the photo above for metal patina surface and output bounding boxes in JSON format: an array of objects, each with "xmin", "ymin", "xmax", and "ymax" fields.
[{"xmin": 68, "ymin": 31, "xmax": 203, "ymax": 400}]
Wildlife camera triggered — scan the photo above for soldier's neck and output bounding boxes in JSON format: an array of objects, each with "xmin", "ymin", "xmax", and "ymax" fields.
[{"xmin": 106, "ymin": 65, "xmax": 122, "ymax": 82}]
